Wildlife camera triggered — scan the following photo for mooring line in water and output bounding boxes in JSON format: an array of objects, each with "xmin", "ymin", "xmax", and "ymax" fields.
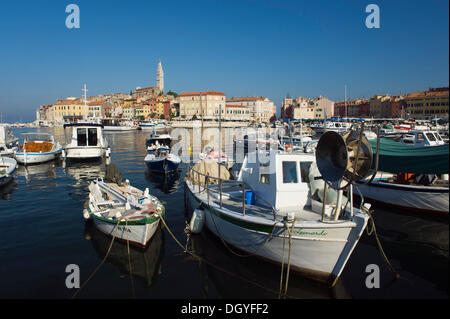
[
  {"xmin": 72, "ymin": 217, "xmax": 123, "ymax": 299},
  {"xmin": 158, "ymin": 212, "xmax": 297, "ymax": 298},
  {"xmin": 354, "ymin": 184, "xmax": 401, "ymax": 281},
  {"xmin": 278, "ymin": 217, "xmax": 295, "ymax": 299},
  {"xmin": 365, "ymin": 208, "xmax": 401, "ymax": 279},
  {"xmin": 125, "ymin": 218, "xmax": 136, "ymax": 299}
]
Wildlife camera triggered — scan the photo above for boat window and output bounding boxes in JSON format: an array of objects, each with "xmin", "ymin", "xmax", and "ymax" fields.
[
  {"xmin": 417, "ymin": 133, "xmax": 425, "ymax": 142},
  {"xmin": 282, "ymin": 161, "xmax": 298, "ymax": 183},
  {"xmin": 88, "ymin": 128, "xmax": 98, "ymax": 146},
  {"xmin": 77, "ymin": 128, "xmax": 87, "ymax": 146},
  {"xmin": 259, "ymin": 162, "xmax": 271, "ymax": 184},
  {"xmin": 436, "ymin": 133, "xmax": 443, "ymax": 141},
  {"xmin": 426, "ymin": 133, "xmax": 436, "ymax": 142},
  {"xmin": 300, "ymin": 161, "xmax": 313, "ymax": 183}
]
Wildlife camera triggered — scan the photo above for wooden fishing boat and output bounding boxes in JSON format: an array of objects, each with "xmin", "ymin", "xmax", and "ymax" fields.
[
  {"xmin": 84, "ymin": 179, "xmax": 165, "ymax": 248},
  {"xmin": 15, "ymin": 133, "xmax": 63, "ymax": 165}
]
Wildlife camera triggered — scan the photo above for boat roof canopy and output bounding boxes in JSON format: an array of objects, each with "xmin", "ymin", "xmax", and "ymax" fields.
[{"xmin": 63, "ymin": 123, "xmax": 104, "ymax": 128}]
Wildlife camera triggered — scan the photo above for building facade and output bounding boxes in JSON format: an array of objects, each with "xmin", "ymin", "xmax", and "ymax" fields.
[
  {"xmin": 179, "ymin": 91, "xmax": 226, "ymax": 119},
  {"xmin": 405, "ymin": 87, "xmax": 449, "ymax": 119},
  {"xmin": 226, "ymin": 97, "xmax": 276, "ymax": 123}
]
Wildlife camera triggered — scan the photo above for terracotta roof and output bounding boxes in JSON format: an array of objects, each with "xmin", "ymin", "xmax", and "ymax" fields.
[
  {"xmin": 180, "ymin": 91, "xmax": 226, "ymax": 97},
  {"xmin": 407, "ymin": 90, "xmax": 449, "ymax": 98},
  {"xmin": 88, "ymin": 100, "xmax": 106, "ymax": 106}
]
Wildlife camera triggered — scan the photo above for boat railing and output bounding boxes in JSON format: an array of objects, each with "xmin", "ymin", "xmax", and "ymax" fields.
[{"xmin": 187, "ymin": 164, "xmax": 278, "ymax": 220}]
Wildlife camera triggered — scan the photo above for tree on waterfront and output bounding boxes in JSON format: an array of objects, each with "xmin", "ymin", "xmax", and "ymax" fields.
[{"xmin": 166, "ymin": 90, "xmax": 178, "ymax": 98}]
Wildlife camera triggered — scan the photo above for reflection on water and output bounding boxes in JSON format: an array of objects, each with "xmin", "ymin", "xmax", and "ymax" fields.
[
  {"xmin": 145, "ymin": 169, "xmax": 181, "ymax": 194},
  {"xmin": 84, "ymin": 219, "xmax": 165, "ymax": 288},
  {"xmin": 187, "ymin": 229, "xmax": 351, "ymax": 299},
  {"xmin": 16, "ymin": 160, "xmax": 60, "ymax": 182}
]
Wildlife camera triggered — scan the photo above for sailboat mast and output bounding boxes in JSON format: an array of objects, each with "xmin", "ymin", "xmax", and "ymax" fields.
[
  {"xmin": 83, "ymin": 84, "xmax": 88, "ymax": 120},
  {"xmin": 345, "ymin": 84, "xmax": 347, "ymax": 121}
]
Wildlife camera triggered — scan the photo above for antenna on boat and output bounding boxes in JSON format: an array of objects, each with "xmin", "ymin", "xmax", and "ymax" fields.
[{"xmin": 83, "ymin": 84, "xmax": 88, "ymax": 121}]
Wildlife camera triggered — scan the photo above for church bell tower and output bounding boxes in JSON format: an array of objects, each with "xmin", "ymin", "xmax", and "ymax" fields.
[{"xmin": 156, "ymin": 60, "xmax": 164, "ymax": 94}]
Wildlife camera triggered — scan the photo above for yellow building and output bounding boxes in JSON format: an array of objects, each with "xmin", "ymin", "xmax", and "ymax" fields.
[
  {"xmin": 52, "ymin": 100, "xmax": 86, "ymax": 122},
  {"xmin": 406, "ymin": 87, "xmax": 449, "ymax": 119},
  {"xmin": 369, "ymin": 95, "xmax": 391, "ymax": 118}
]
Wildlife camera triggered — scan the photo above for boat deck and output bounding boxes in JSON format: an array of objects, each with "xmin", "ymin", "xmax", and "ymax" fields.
[{"xmin": 190, "ymin": 181, "xmax": 322, "ymax": 222}]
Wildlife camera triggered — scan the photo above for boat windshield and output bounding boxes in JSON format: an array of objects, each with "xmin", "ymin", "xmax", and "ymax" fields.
[
  {"xmin": 426, "ymin": 132, "xmax": 437, "ymax": 142},
  {"xmin": 23, "ymin": 133, "xmax": 53, "ymax": 143}
]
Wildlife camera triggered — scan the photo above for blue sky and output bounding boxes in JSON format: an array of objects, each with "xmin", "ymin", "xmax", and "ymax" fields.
[{"xmin": 0, "ymin": 0, "xmax": 448, "ymax": 122}]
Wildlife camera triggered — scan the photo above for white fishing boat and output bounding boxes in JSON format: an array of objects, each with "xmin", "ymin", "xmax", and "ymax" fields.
[
  {"xmin": 399, "ymin": 130, "xmax": 445, "ymax": 147},
  {"xmin": 185, "ymin": 140, "xmax": 371, "ymax": 285},
  {"xmin": 0, "ymin": 125, "xmax": 19, "ymax": 157},
  {"xmin": 15, "ymin": 133, "xmax": 63, "ymax": 165},
  {"xmin": 0, "ymin": 157, "xmax": 17, "ymax": 187},
  {"xmin": 140, "ymin": 121, "xmax": 166, "ymax": 130},
  {"xmin": 310, "ymin": 121, "xmax": 352, "ymax": 135},
  {"xmin": 62, "ymin": 123, "xmax": 111, "ymax": 160},
  {"xmin": 84, "ymin": 179, "xmax": 165, "ymax": 248}
]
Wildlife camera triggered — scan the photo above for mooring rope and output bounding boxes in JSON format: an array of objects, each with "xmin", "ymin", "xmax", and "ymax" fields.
[
  {"xmin": 278, "ymin": 217, "xmax": 295, "ymax": 299},
  {"xmin": 158, "ymin": 212, "xmax": 297, "ymax": 298},
  {"xmin": 364, "ymin": 208, "xmax": 400, "ymax": 279},
  {"xmin": 72, "ymin": 216, "xmax": 124, "ymax": 299},
  {"xmin": 125, "ymin": 218, "xmax": 136, "ymax": 299}
]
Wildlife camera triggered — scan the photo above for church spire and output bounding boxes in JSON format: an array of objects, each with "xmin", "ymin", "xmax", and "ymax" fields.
[{"xmin": 156, "ymin": 60, "xmax": 164, "ymax": 94}]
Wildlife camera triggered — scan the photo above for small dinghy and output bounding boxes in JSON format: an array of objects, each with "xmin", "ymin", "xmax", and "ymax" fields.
[
  {"xmin": 144, "ymin": 148, "xmax": 181, "ymax": 174},
  {"xmin": 84, "ymin": 178, "xmax": 165, "ymax": 248},
  {"xmin": 0, "ymin": 157, "xmax": 17, "ymax": 187},
  {"xmin": 15, "ymin": 133, "xmax": 63, "ymax": 165}
]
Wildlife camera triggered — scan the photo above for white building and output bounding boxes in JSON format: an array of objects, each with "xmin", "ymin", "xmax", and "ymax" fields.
[
  {"xmin": 179, "ymin": 91, "xmax": 226, "ymax": 119},
  {"xmin": 226, "ymin": 97, "xmax": 276, "ymax": 123}
]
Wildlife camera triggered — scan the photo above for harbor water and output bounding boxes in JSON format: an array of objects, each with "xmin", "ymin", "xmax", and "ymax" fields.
[{"xmin": 0, "ymin": 127, "xmax": 448, "ymax": 299}]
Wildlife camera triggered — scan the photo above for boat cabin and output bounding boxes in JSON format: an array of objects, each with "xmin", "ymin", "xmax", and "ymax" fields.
[
  {"xmin": 64, "ymin": 123, "xmax": 106, "ymax": 148},
  {"xmin": 146, "ymin": 132, "xmax": 172, "ymax": 149},
  {"xmin": 401, "ymin": 130, "xmax": 445, "ymax": 147},
  {"xmin": 237, "ymin": 150, "xmax": 315, "ymax": 212}
]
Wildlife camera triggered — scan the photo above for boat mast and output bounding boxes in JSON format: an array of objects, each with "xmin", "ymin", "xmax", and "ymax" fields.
[
  {"xmin": 345, "ymin": 84, "xmax": 347, "ymax": 122},
  {"xmin": 83, "ymin": 84, "xmax": 88, "ymax": 121}
]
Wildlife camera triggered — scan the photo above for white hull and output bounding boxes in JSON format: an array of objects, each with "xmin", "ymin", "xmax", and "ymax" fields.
[
  {"xmin": 140, "ymin": 124, "xmax": 166, "ymax": 130},
  {"xmin": 355, "ymin": 180, "xmax": 449, "ymax": 215},
  {"xmin": 185, "ymin": 181, "xmax": 368, "ymax": 283},
  {"xmin": 92, "ymin": 217, "xmax": 160, "ymax": 247},
  {"xmin": 64, "ymin": 146, "xmax": 109, "ymax": 159},
  {"xmin": 15, "ymin": 149, "xmax": 62, "ymax": 165},
  {"xmin": 0, "ymin": 157, "xmax": 17, "ymax": 187},
  {"xmin": 103, "ymin": 126, "xmax": 134, "ymax": 131}
]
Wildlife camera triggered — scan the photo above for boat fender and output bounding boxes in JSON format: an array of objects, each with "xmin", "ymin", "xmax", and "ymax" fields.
[
  {"xmin": 189, "ymin": 207, "xmax": 205, "ymax": 234},
  {"xmin": 83, "ymin": 209, "xmax": 90, "ymax": 219}
]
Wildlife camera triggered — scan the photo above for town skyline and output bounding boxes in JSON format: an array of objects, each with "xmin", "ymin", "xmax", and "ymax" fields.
[{"xmin": 1, "ymin": 0, "xmax": 449, "ymax": 122}]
